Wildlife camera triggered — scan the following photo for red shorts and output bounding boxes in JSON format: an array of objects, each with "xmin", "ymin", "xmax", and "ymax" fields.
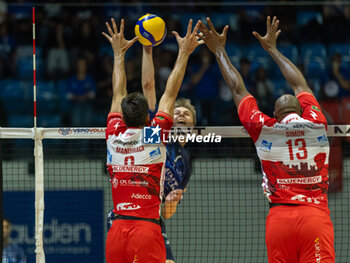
[
  {"xmin": 266, "ymin": 205, "xmax": 335, "ymax": 263},
  {"xmin": 106, "ymin": 219, "xmax": 166, "ymax": 263}
]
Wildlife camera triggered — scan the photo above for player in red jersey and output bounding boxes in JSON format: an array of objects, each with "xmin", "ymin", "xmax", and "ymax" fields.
[
  {"xmin": 198, "ymin": 16, "xmax": 335, "ymax": 262},
  {"xmin": 102, "ymin": 18, "xmax": 201, "ymax": 263}
]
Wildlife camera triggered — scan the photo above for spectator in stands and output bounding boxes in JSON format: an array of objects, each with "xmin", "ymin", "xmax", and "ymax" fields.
[
  {"xmin": 186, "ymin": 47, "xmax": 220, "ymax": 125},
  {"xmin": 46, "ymin": 22, "xmax": 70, "ymax": 79},
  {"xmin": 0, "ymin": 0, "xmax": 7, "ymax": 24},
  {"xmin": 252, "ymin": 67, "xmax": 274, "ymax": 115},
  {"xmin": 2, "ymin": 217, "xmax": 27, "ymax": 263},
  {"xmin": 0, "ymin": 22, "xmax": 16, "ymax": 78},
  {"xmin": 156, "ymin": 48, "xmax": 176, "ymax": 93},
  {"xmin": 239, "ymin": 0, "xmax": 267, "ymax": 42},
  {"xmin": 8, "ymin": 0, "xmax": 31, "ymax": 46},
  {"xmin": 96, "ymin": 54, "xmax": 113, "ymax": 99},
  {"xmin": 323, "ymin": 4, "xmax": 350, "ymax": 43},
  {"xmin": 73, "ymin": 20, "xmax": 97, "ymax": 65},
  {"xmin": 330, "ymin": 53, "xmax": 350, "ymax": 96},
  {"xmin": 239, "ymin": 58, "xmax": 254, "ymax": 92},
  {"xmin": 323, "ymin": 53, "xmax": 350, "ymax": 99},
  {"xmin": 67, "ymin": 57, "xmax": 96, "ymax": 126},
  {"xmin": 125, "ymin": 58, "xmax": 141, "ymax": 94}
]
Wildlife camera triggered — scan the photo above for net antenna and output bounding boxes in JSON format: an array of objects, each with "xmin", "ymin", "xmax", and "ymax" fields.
[{"xmin": 33, "ymin": 6, "xmax": 46, "ymax": 263}]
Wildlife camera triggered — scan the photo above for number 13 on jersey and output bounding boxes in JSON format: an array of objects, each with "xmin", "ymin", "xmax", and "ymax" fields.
[{"xmin": 286, "ymin": 138, "xmax": 308, "ymax": 160}]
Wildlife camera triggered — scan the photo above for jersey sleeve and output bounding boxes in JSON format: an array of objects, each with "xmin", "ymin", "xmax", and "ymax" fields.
[
  {"xmin": 151, "ymin": 111, "xmax": 173, "ymax": 143},
  {"xmin": 105, "ymin": 112, "xmax": 127, "ymax": 139},
  {"xmin": 148, "ymin": 103, "xmax": 158, "ymax": 121},
  {"xmin": 237, "ymin": 95, "xmax": 276, "ymax": 142},
  {"xmin": 297, "ymin": 92, "xmax": 327, "ymax": 127}
]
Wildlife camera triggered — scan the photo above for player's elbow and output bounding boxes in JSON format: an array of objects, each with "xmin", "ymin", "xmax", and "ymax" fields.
[{"xmin": 142, "ymin": 80, "xmax": 155, "ymax": 91}]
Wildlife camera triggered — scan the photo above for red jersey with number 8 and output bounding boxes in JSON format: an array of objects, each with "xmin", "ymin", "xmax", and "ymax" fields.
[
  {"xmin": 106, "ymin": 111, "xmax": 173, "ymax": 219},
  {"xmin": 238, "ymin": 92, "xmax": 330, "ymax": 213}
]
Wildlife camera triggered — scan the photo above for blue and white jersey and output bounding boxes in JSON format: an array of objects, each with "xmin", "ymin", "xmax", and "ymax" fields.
[
  {"xmin": 2, "ymin": 244, "xmax": 26, "ymax": 263},
  {"xmin": 149, "ymin": 106, "xmax": 192, "ymax": 198},
  {"xmin": 163, "ymin": 142, "xmax": 192, "ymax": 198}
]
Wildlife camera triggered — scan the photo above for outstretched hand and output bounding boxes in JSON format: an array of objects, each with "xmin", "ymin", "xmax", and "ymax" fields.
[
  {"xmin": 252, "ymin": 16, "xmax": 281, "ymax": 52},
  {"xmin": 197, "ymin": 17, "xmax": 229, "ymax": 54},
  {"xmin": 102, "ymin": 18, "xmax": 138, "ymax": 56},
  {"xmin": 172, "ymin": 19, "xmax": 203, "ymax": 56},
  {"xmin": 165, "ymin": 189, "xmax": 184, "ymax": 203}
]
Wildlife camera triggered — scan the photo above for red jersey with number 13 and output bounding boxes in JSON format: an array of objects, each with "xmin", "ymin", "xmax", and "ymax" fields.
[
  {"xmin": 238, "ymin": 92, "xmax": 330, "ymax": 213},
  {"xmin": 106, "ymin": 111, "xmax": 173, "ymax": 219}
]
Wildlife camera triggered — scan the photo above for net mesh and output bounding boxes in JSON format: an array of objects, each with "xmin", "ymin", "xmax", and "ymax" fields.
[{"xmin": 2, "ymin": 135, "xmax": 350, "ymax": 263}]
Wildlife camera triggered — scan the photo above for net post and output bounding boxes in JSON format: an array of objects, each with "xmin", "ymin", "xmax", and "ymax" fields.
[
  {"xmin": 34, "ymin": 128, "xmax": 45, "ymax": 263},
  {"xmin": 32, "ymin": 6, "xmax": 45, "ymax": 263}
]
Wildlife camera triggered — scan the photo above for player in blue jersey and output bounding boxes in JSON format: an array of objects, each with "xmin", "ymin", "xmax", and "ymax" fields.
[
  {"xmin": 107, "ymin": 45, "xmax": 195, "ymax": 263},
  {"xmin": 2, "ymin": 218, "xmax": 27, "ymax": 263}
]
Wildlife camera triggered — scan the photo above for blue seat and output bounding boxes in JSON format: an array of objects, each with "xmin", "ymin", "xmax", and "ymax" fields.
[
  {"xmin": 56, "ymin": 79, "xmax": 69, "ymax": 110},
  {"xmin": 0, "ymin": 79, "xmax": 23, "ymax": 99},
  {"xmin": 279, "ymin": 44, "xmax": 299, "ymax": 64},
  {"xmin": 244, "ymin": 44, "xmax": 272, "ymax": 73},
  {"xmin": 329, "ymin": 43, "xmax": 350, "ymax": 64},
  {"xmin": 98, "ymin": 45, "xmax": 113, "ymax": 58},
  {"xmin": 271, "ymin": 78, "xmax": 293, "ymax": 99},
  {"xmin": 305, "ymin": 57, "xmax": 327, "ymax": 78},
  {"xmin": 8, "ymin": 114, "xmax": 33, "ymax": 127},
  {"xmin": 211, "ymin": 13, "xmax": 239, "ymax": 31},
  {"xmin": 297, "ymin": 11, "xmax": 323, "ymax": 26},
  {"xmin": 226, "ymin": 43, "xmax": 242, "ymax": 68},
  {"xmin": 0, "ymin": 79, "xmax": 31, "ymax": 114},
  {"xmin": 16, "ymin": 46, "xmax": 43, "ymax": 79},
  {"xmin": 36, "ymin": 81, "xmax": 58, "ymax": 114},
  {"xmin": 300, "ymin": 43, "xmax": 327, "ymax": 59},
  {"xmin": 93, "ymin": 113, "xmax": 107, "ymax": 127},
  {"xmin": 37, "ymin": 114, "xmax": 62, "ymax": 127},
  {"xmin": 300, "ymin": 43, "xmax": 327, "ymax": 77}
]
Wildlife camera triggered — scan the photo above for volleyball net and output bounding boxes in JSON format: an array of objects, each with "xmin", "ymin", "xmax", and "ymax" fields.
[{"xmin": 1, "ymin": 126, "xmax": 349, "ymax": 263}]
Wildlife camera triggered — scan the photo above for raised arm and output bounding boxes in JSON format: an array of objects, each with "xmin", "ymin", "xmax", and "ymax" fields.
[
  {"xmin": 102, "ymin": 18, "xmax": 138, "ymax": 113},
  {"xmin": 198, "ymin": 17, "xmax": 250, "ymax": 107},
  {"xmin": 161, "ymin": 189, "xmax": 184, "ymax": 219},
  {"xmin": 158, "ymin": 20, "xmax": 202, "ymax": 115},
  {"xmin": 253, "ymin": 16, "xmax": 313, "ymax": 96},
  {"xmin": 142, "ymin": 46, "xmax": 157, "ymax": 111}
]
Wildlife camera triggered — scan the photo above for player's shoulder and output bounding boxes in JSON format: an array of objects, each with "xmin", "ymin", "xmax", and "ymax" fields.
[
  {"xmin": 296, "ymin": 91, "xmax": 320, "ymax": 106},
  {"xmin": 237, "ymin": 94, "xmax": 256, "ymax": 113},
  {"xmin": 106, "ymin": 112, "xmax": 126, "ymax": 138},
  {"xmin": 153, "ymin": 111, "xmax": 173, "ymax": 122}
]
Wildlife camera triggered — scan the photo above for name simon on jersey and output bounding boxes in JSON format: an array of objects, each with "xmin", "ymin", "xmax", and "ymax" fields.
[{"xmin": 286, "ymin": 130, "xmax": 305, "ymax": 137}]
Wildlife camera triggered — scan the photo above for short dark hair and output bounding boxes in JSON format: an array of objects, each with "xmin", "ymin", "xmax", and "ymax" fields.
[{"xmin": 121, "ymin": 92, "xmax": 149, "ymax": 127}]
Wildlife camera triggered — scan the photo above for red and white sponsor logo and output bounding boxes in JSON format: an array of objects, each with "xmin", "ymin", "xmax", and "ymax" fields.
[
  {"xmin": 111, "ymin": 178, "xmax": 118, "ymax": 188},
  {"xmin": 131, "ymin": 193, "xmax": 152, "ymax": 200},
  {"xmin": 119, "ymin": 179, "xmax": 149, "ymax": 187},
  {"xmin": 291, "ymin": 194, "xmax": 323, "ymax": 204},
  {"xmin": 277, "ymin": 175, "xmax": 322, "ymax": 185},
  {"xmin": 113, "ymin": 165, "xmax": 149, "ymax": 173},
  {"xmin": 116, "ymin": 202, "xmax": 141, "ymax": 211}
]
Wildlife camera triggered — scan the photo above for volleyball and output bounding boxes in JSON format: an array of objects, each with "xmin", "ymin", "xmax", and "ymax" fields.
[{"xmin": 135, "ymin": 14, "xmax": 167, "ymax": 46}]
